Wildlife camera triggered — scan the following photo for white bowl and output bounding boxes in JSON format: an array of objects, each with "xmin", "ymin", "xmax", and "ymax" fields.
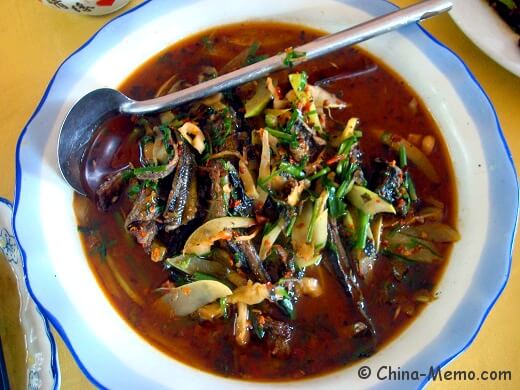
[
  {"xmin": 13, "ymin": 0, "xmax": 519, "ymax": 388},
  {"xmin": 450, "ymin": 0, "xmax": 520, "ymax": 77}
]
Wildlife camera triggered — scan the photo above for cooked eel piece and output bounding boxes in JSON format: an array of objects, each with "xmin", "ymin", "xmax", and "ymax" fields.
[
  {"xmin": 353, "ymin": 238, "xmax": 377, "ymax": 284},
  {"xmin": 95, "ymin": 166, "xmax": 132, "ymax": 211},
  {"xmin": 325, "ymin": 219, "xmax": 377, "ymax": 341},
  {"xmin": 204, "ymin": 106, "xmax": 240, "ymax": 153},
  {"xmin": 136, "ymin": 123, "xmax": 178, "ymax": 180},
  {"xmin": 289, "ymin": 119, "xmax": 319, "ymax": 163},
  {"xmin": 251, "ymin": 311, "xmax": 293, "ymax": 357},
  {"xmin": 227, "ymin": 239, "xmax": 271, "ymax": 283},
  {"xmin": 182, "ymin": 177, "xmax": 198, "ymax": 224},
  {"xmin": 264, "ymin": 247, "xmax": 287, "ymax": 283},
  {"xmin": 264, "ymin": 244, "xmax": 298, "ymax": 282},
  {"xmin": 295, "ymin": 116, "xmax": 327, "ymax": 146},
  {"xmin": 349, "ymin": 143, "xmax": 366, "ymax": 185},
  {"xmin": 227, "ymin": 162, "xmax": 253, "ymax": 217},
  {"xmin": 264, "ymin": 316, "xmax": 293, "ymax": 357},
  {"xmin": 160, "ymin": 218, "xmax": 203, "ymax": 257},
  {"xmin": 372, "ymin": 159, "xmax": 404, "ymax": 204},
  {"xmin": 125, "ymin": 188, "xmax": 161, "ymax": 252},
  {"xmin": 163, "ymin": 142, "xmax": 197, "ymax": 232},
  {"xmin": 207, "ymin": 159, "xmax": 229, "ymax": 219}
]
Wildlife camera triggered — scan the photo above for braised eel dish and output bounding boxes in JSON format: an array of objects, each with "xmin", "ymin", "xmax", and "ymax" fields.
[{"xmin": 74, "ymin": 22, "xmax": 459, "ymax": 380}]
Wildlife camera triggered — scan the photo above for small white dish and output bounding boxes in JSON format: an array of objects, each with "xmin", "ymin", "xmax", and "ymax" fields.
[
  {"xmin": 12, "ymin": 0, "xmax": 519, "ymax": 388},
  {"xmin": 0, "ymin": 198, "xmax": 59, "ymax": 390},
  {"xmin": 450, "ymin": 0, "xmax": 520, "ymax": 77},
  {"xmin": 40, "ymin": 0, "xmax": 130, "ymax": 16}
]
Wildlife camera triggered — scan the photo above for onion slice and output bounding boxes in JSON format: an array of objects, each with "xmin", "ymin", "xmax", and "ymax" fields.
[
  {"xmin": 154, "ymin": 280, "xmax": 232, "ymax": 317},
  {"xmin": 347, "ymin": 185, "xmax": 396, "ymax": 215},
  {"xmin": 177, "ymin": 122, "xmax": 206, "ymax": 154},
  {"xmin": 183, "ymin": 217, "xmax": 256, "ymax": 256},
  {"xmin": 399, "ymin": 223, "xmax": 460, "ymax": 242}
]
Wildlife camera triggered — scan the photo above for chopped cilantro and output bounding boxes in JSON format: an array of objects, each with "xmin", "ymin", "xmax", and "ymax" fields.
[
  {"xmin": 159, "ymin": 124, "xmax": 174, "ymax": 156},
  {"xmin": 77, "ymin": 225, "xmax": 96, "ymax": 234},
  {"xmin": 278, "ymin": 161, "xmax": 306, "ymax": 179},
  {"xmin": 140, "ymin": 135, "xmax": 154, "ymax": 145},
  {"xmin": 94, "ymin": 238, "xmax": 117, "ymax": 260},
  {"xmin": 133, "ymin": 165, "xmax": 167, "ymax": 176},
  {"xmin": 284, "ymin": 108, "xmax": 301, "ymax": 133},
  {"xmin": 212, "ymin": 108, "xmax": 233, "ymax": 147},
  {"xmin": 201, "ymin": 35, "xmax": 214, "ymax": 51},
  {"xmin": 127, "ymin": 183, "xmax": 141, "ymax": 198},
  {"xmin": 283, "ymin": 48, "xmax": 306, "ymax": 68},
  {"xmin": 245, "ymin": 41, "xmax": 267, "ymax": 65}
]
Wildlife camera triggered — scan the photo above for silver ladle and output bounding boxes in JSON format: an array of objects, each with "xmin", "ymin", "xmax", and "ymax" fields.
[{"xmin": 58, "ymin": 0, "xmax": 452, "ymax": 195}]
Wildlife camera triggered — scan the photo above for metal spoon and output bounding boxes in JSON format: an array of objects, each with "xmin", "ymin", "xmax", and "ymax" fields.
[{"xmin": 58, "ymin": 0, "xmax": 452, "ymax": 195}]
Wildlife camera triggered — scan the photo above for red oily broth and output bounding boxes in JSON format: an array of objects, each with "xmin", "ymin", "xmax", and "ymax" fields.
[{"xmin": 73, "ymin": 22, "xmax": 456, "ymax": 380}]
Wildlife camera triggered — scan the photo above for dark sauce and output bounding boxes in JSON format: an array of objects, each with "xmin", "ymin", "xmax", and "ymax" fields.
[
  {"xmin": 74, "ymin": 22, "xmax": 456, "ymax": 380},
  {"xmin": 80, "ymin": 115, "xmax": 138, "ymax": 198}
]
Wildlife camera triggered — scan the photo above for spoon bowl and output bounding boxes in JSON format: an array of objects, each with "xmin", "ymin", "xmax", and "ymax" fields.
[{"xmin": 58, "ymin": 88, "xmax": 131, "ymax": 196}]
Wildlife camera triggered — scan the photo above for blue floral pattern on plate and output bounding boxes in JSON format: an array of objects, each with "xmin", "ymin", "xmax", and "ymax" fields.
[{"xmin": 0, "ymin": 227, "xmax": 20, "ymax": 264}]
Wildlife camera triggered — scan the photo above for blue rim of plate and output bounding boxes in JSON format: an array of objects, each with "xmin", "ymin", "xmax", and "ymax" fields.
[
  {"xmin": 0, "ymin": 197, "xmax": 60, "ymax": 390},
  {"xmin": 396, "ymin": 21, "xmax": 518, "ymax": 390},
  {"xmin": 11, "ymin": 0, "xmax": 519, "ymax": 388}
]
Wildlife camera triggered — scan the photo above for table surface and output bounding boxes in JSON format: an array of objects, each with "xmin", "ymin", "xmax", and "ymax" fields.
[{"xmin": 1, "ymin": 0, "xmax": 519, "ymax": 388}]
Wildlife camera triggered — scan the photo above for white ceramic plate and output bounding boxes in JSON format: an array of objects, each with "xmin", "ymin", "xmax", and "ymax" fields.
[
  {"xmin": 450, "ymin": 0, "xmax": 520, "ymax": 76},
  {"xmin": 0, "ymin": 198, "xmax": 59, "ymax": 390},
  {"xmin": 13, "ymin": 0, "xmax": 519, "ymax": 389}
]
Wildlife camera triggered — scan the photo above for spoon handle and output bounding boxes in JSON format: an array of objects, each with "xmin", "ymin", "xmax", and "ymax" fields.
[{"xmin": 120, "ymin": 0, "xmax": 452, "ymax": 115}]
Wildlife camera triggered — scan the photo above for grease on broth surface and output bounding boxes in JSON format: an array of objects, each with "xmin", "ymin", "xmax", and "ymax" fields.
[{"xmin": 74, "ymin": 22, "xmax": 456, "ymax": 380}]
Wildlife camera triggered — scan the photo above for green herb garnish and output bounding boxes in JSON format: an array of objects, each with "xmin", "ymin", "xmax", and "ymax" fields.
[
  {"xmin": 133, "ymin": 165, "xmax": 167, "ymax": 176},
  {"xmin": 245, "ymin": 41, "xmax": 267, "ymax": 65},
  {"xmin": 497, "ymin": 0, "xmax": 516, "ymax": 10},
  {"xmin": 159, "ymin": 124, "xmax": 174, "ymax": 156},
  {"xmin": 283, "ymin": 48, "xmax": 306, "ymax": 67},
  {"xmin": 127, "ymin": 184, "xmax": 141, "ymax": 198},
  {"xmin": 201, "ymin": 35, "xmax": 214, "ymax": 51},
  {"xmin": 94, "ymin": 238, "xmax": 117, "ymax": 260},
  {"xmin": 140, "ymin": 135, "xmax": 154, "ymax": 145}
]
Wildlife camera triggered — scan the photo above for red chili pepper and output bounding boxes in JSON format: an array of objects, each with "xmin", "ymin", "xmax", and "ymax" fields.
[{"xmin": 326, "ymin": 155, "xmax": 346, "ymax": 165}]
